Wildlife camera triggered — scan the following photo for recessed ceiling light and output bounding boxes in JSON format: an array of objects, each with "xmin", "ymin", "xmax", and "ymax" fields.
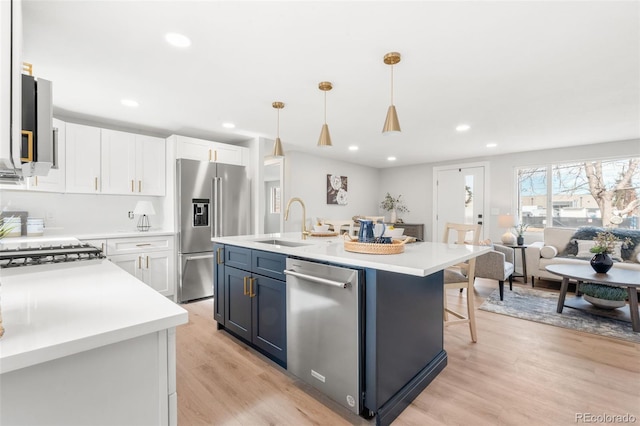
[
  {"xmin": 165, "ymin": 32, "xmax": 191, "ymax": 48},
  {"xmin": 387, "ymin": 156, "xmax": 397, "ymax": 161},
  {"xmin": 486, "ymin": 143, "xmax": 498, "ymax": 148},
  {"xmin": 348, "ymin": 145, "xmax": 359, "ymax": 151},
  {"xmin": 222, "ymin": 122, "xmax": 235, "ymax": 129},
  {"xmin": 121, "ymin": 99, "xmax": 139, "ymax": 107},
  {"xmin": 456, "ymin": 124, "xmax": 471, "ymax": 132}
]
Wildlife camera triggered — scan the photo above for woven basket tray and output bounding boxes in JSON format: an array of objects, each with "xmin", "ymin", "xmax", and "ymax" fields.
[{"xmin": 344, "ymin": 239, "xmax": 406, "ymax": 255}]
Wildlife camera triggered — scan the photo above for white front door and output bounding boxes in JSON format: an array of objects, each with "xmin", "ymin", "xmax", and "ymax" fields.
[{"xmin": 435, "ymin": 166, "xmax": 486, "ymax": 242}]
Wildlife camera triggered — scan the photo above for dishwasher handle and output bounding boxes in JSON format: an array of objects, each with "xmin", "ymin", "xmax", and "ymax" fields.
[{"xmin": 284, "ymin": 269, "xmax": 349, "ymax": 288}]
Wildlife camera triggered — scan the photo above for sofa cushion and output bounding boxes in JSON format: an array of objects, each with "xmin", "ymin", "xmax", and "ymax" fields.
[
  {"xmin": 543, "ymin": 227, "xmax": 577, "ymax": 255},
  {"xmin": 540, "ymin": 245, "xmax": 558, "ymax": 259},
  {"xmin": 576, "ymin": 240, "xmax": 595, "ymax": 258}
]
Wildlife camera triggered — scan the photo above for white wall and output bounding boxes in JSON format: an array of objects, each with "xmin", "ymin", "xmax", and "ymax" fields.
[
  {"xmin": 283, "ymin": 151, "xmax": 380, "ymax": 232},
  {"xmin": 0, "ymin": 190, "xmax": 165, "ymax": 235},
  {"xmin": 380, "ymin": 139, "xmax": 640, "ymax": 242}
]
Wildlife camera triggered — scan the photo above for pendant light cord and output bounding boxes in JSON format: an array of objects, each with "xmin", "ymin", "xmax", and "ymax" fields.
[
  {"xmin": 277, "ymin": 108, "xmax": 280, "ymax": 137},
  {"xmin": 390, "ymin": 65, "xmax": 394, "ymax": 106},
  {"xmin": 324, "ymin": 91, "xmax": 327, "ymax": 124}
]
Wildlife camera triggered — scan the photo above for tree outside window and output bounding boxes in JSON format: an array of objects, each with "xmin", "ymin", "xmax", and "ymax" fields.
[{"xmin": 517, "ymin": 158, "xmax": 639, "ymax": 230}]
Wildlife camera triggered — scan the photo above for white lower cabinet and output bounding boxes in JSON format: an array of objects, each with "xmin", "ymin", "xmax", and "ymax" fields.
[
  {"xmin": 110, "ymin": 251, "xmax": 173, "ymax": 296},
  {"xmin": 91, "ymin": 235, "xmax": 176, "ymax": 298}
]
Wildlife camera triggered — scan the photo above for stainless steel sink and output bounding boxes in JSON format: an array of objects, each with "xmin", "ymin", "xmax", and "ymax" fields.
[{"xmin": 253, "ymin": 239, "xmax": 310, "ymax": 247}]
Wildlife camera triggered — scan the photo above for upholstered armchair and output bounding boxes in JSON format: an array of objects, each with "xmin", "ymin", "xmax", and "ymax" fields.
[{"xmin": 475, "ymin": 244, "xmax": 515, "ymax": 300}]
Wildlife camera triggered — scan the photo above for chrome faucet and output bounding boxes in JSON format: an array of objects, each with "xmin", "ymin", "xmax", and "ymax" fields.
[{"xmin": 284, "ymin": 197, "xmax": 310, "ymax": 239}]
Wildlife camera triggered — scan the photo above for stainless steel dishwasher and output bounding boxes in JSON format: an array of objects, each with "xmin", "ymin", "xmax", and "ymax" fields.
[{"xmin": 284, "ymin": 258, "xmax": 361, "ymax": 415}]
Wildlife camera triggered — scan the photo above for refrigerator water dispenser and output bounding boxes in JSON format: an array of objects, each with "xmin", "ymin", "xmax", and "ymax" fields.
[{"xmin": 192, "ymin": 198, "xmax": 210, "ymax": 227}]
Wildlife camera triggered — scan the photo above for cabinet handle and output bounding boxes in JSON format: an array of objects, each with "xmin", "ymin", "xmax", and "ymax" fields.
[
  {"xmin": 214, "ymin": 150, "xmax": 218, "ymax": 162},
  {"xmin": 216, "ymin": 247, "xmax": 224, "ymax": 264},
  {"xmin": 35, "ymin": 176, "xmax": 38, "ymax": 186},
  {"xmin": 249, "ymin": 277, "xmax": 256, "ymax": 298},
  {"xmin": 101, "ymin": 243, "xmax": 105, "ymax": 252},
  {"xmin": 146, "ymin": 255, "xmax": 149, "ymax": 269},
  {"xmin": 243, "ymin": 276, "xmax": 249, "ymax": 296},
  {"xmin": 208, "ymin": 149, "xmax": 212, "ymax": 162},
  {"xmin": 131, "ymin": 180, "xmax": 134, "ymax": 192},
  {"xmin": 95, "ymin": 177, "xmax": 98, "ymax": 191},
  {"xmin": 138, "ymin": 256, "xmax": 142, "ymax": 269},
  {"xmin": 138, "ymin": 180, "xmax": 142, "ymax": 193},
  {"xmin": 136, "ymin": 243, "xmax": 152, "ymax": 247}
]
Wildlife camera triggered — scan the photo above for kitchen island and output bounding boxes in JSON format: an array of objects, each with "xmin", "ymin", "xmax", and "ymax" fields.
[
  {"xmin": 0, "ymin": 258, "xmax": 188, "ymax": 425},
  {"xmin": 212, "ymin": 232, "xmax": 489, "ymax": 426}
]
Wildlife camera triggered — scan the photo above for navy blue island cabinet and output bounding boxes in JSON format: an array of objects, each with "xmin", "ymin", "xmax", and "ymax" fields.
[
  {"xmin": 213, "ymin": 243, "xmax": 448, "ymax": 426},
  {"xmin": 363, "ymin": 268, "xmax": 446, "ymax": 425},
  {"xmin": 213, "ymin": 244, "xmax": 287, "ymax": 367}
]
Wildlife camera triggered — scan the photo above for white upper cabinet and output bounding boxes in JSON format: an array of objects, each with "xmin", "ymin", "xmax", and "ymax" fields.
[
  {"xmin": 135, "ymin": 134, "xmax": 165, "ymax": 196},
  {"xmin": 27, "ymin": 118, "xmax": 67, "ymax": 192},
  {"xmin": 101, "ymin": 129, "xmax": 136, "ymax": 194},
  {"xmin": 175, "ymin": 135, "xmax": 246, "ymax": 166},
  {"xmin": 67, "ymin": 125, "xmax": 166, "ymax": 196},
  {"xmin": 100, "ymin": 129, "xmax": 165, "ymax": 196},
  {"xmin": 66, "ymin": 123, "xmax": 101, "ymax": 193}
]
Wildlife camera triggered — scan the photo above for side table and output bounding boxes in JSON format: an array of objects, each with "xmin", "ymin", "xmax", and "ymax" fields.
[{"xmin": 507, "ymin": 244, "xmax": 528, "ymax": 284}]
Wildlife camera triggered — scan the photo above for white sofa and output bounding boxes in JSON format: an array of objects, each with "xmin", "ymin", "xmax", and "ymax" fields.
[{"xmin": 525, "ymin": 227, "xmax": 640, "ymax": 286}]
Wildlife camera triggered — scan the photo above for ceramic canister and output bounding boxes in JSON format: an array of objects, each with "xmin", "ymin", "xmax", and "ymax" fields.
[{"xmin": 27, "ymin": 217, "xmax": 44, "ymax": 236}]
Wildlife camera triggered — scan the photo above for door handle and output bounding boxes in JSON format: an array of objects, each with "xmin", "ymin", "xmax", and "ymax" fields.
[
  {"xmin": 283, "ymin": 269, "xmax": 349, "ymax": 288},
  {"xmin": 249, "ymin": 277, "xmax": 256, "ymax": 298}
]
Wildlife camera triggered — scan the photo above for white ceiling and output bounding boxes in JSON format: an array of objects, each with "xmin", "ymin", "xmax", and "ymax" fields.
[{"xmin": 22, "ymin": 1, "xmax": 640, "ymax": 168}]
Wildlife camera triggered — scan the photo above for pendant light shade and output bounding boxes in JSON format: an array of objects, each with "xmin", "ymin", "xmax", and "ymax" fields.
[
  {"xmin": 382, "ymin": 52, "xmax": 401, "ymax": 134},
  {"xmin": 317, "ymin": 81, "xmax": 333, "ymax": 147},
  {"xmin": 272, "ymin": 101, "xmax": 285, "ymax": 157}
]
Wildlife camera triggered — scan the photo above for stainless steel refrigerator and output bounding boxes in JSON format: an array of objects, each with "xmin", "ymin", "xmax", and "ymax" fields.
[{"xmin": 177, "ymin": 158, "xmax": 250, "ymax": 303}]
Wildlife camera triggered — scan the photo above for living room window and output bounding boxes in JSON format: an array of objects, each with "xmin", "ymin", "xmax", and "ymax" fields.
[{"xmin": 517, "ymin": 158, "xmax": 639, "ymax": 231}]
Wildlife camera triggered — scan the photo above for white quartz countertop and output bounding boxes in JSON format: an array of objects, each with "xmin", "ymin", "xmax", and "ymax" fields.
[
  {"xmin": 212, "ymin": 232, "xmax": 490, "ymax": 277},
  {"xmin": 0, "ymin": 259, "xmax": 188, "ymax": 374}
]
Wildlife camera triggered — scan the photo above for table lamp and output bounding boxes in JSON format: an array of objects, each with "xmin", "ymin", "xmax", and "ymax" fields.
[
  {"xmin": 133, "ymin": 201, "xmax": 156, "ymax": 232},
  {"xmin": 498, "ymin": 214, "xmax": 516, "ymax": 245}
]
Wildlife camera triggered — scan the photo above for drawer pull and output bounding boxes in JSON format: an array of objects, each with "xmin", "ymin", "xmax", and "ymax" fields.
[{"xmin": 136, "ymin": 243, "xmax": 152, "ymax": 247}]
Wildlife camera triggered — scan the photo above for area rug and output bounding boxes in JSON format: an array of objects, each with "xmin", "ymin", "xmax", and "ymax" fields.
[{"xmin": 478, "ymin": 286, "xmax": 640, "ymax": 344}]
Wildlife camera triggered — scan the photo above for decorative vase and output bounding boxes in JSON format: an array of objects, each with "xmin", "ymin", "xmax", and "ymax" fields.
[
  {"xmin": 590, "ymin": 253, "xmax": 613, "ymax": 274},
  {"xmin": 390, "ymin": 209, "xmax": 397, "ymax": 224},
  {"xmin": 583, "ymin": 295, "xmax": 625, "ymax": 310},
  {"xmin": 516, "ymin": 236, "xmax": 524, "ymax": 246}
]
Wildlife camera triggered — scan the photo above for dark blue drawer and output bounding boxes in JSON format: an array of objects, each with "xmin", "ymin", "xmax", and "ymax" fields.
[
  {"xmin": 252, "ymin": 250, "xmax": 287, "ymax": 281},
  {"xmin": 225, "ymin": 245, "xmax": 252, "ymax": 271}
]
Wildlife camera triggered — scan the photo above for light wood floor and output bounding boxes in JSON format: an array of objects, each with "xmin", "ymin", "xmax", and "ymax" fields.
[{"xmin": 176, "ymin": 278, "xmax": 640, "ymax": 425}]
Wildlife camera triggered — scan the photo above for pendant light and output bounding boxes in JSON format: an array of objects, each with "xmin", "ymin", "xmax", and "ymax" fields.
[
  {"xmin": 272, "ymin": 101, "xmax": 285, "ymax": 157},
  {"xmin": 317, "ymin": 81, "xmax": 333, "ymax": 147},
  {"xmin": 382, "ymin": 52, "xmax": 401, "ymax": 134}
]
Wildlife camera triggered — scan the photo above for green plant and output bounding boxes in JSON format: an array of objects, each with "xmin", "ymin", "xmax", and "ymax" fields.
[
  {"xmin": 513, "ymin": 223, "xmax": 529, "ymax": 237},
  {"xmin": 0, "ymin": 217, "xmax": 16, "ymax": 239},
  {"xmin": 579, "ymin": 283, "xmax": 627, "ymax": 301},
  {"xmin": 379, "ymin": 193, "xmax": 409, "ymax": 213},
  {"xmin": 590, "ymin": 230, "xmax": 633, "ymax": 255}
]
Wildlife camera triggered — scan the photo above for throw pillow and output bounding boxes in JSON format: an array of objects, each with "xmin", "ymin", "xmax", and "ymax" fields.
[
  {"xmin": 576, "ymin": 240, "xmax": 595, "ymax": 258},
  {"xmin": 540, "ymin": 246, "xmax": 558, "ymax": 259}
]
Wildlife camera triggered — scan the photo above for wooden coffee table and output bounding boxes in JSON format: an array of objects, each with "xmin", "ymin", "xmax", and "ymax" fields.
[{"xmin": 546, "ymin": 264, "xmax": 640, "ymax": 332}]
